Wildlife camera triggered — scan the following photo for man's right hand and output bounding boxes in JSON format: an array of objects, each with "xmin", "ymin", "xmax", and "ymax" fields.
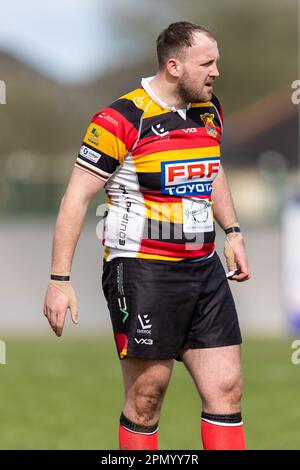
[{"xmin": 43, "ymin": 281, "xmax": 78, "ymax": 337}]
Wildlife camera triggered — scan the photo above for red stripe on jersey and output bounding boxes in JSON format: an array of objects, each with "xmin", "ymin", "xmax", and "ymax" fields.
[
  {"xmin": 142, "ymin": 192, "xmax": 212, "ymax": 203},
  {"xmin": 140, "ymin": 239, "xmax": 215, "ymax": 258},
  {"xmin": 92, "ymin": 108, "xmax": 139, "ymax": 150},
  {"xmin": 133, "ymin": 128, "xmax": 221, "ymax": 157}
]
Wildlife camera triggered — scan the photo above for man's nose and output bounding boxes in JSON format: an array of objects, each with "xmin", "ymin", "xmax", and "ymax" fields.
[{"xmin": 210, "ymin": 63, "xmax": 220, "ymax": 78}]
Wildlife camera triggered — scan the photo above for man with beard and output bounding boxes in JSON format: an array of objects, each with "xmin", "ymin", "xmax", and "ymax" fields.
[{"xmin": 43, "ymin": 21, "xmax": 250, "ymax": 450}]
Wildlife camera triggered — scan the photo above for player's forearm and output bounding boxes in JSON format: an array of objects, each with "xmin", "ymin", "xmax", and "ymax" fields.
[
  {"xmin": 51, "ymin": 193, "xmax": 89, "ymax": 274},
  {"xmin": 212, "ymin": 165, "xmax": 239, "ymax": 230}
]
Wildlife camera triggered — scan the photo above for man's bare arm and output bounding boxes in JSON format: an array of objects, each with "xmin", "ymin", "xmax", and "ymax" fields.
[
  {"xmin": 212, "ymin": 165, "xmax": 250, "ymax": 282},
  {"xmin": 51, "ymin": 168, "xmax": 105, "ymax": 272},
  {"xmin": 211, "ymin": 164, "xmax": 238, "ymax": 230},
  {"xmin": 43, "ymin": 167, "xmax": 105, "ymax": 336}
]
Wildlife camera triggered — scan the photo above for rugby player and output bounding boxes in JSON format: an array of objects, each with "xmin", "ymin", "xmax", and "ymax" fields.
[{"xmin": 43, "ymin": 21, "xmax": 250, "ymax": 450}]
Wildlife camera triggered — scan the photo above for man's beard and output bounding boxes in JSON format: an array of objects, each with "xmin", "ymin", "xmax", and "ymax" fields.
[{"xmin": 176, "ymin": 74, "xmax": 211, "ymax": 104}]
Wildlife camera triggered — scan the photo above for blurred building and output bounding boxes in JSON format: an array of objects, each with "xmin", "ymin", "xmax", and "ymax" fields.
[{"xmin": 223, "ymin": 85, "xmax": 298, "ymax": 168}]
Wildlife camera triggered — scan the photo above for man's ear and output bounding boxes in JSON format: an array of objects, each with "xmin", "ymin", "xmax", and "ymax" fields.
[{"xmin": 166, "ymin": 58, "xmax": 182, "ymax": 78}]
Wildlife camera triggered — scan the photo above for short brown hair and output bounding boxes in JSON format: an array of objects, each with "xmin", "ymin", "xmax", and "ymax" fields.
[{"xmin": 156, "ymin": 21, "xmax": 215, "ymax": 70}]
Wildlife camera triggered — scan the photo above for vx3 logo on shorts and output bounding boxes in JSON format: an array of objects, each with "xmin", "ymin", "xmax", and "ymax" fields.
[
  {"xmin": 134, "ymin": 338, "xmax": 153, "ymax": 345},
  {"xmin": 151, "ymin": 122, "xmax": 169, "ymax": 137}
]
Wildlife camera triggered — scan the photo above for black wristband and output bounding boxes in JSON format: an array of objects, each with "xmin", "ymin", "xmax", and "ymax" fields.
[
  {"xmin": 224, "ymin": 226, "xmax": 241, "ymax": 235},
  {"xmin": 50, "ymin": 274, "xmax": 70, "ymax": 281}
]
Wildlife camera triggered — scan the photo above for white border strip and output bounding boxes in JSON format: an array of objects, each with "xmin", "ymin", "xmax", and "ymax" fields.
[
  {"xmin": 121, "ymin": 425, "xmax": 159, "ymax": 435},
  {"xmin": 202, "ymin": 418, "xmax": 243, "ymax": 427}
]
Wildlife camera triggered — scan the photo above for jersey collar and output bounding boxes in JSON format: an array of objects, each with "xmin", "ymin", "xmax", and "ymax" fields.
[{"xmin": 141, "ymin": 76, "xmax": 191, "ymax": 120}]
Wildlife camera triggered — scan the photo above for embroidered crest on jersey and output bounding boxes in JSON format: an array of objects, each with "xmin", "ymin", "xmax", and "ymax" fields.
[{"xmin": 200, "ymin": 113, "xmax": 217, "ymax": 137}]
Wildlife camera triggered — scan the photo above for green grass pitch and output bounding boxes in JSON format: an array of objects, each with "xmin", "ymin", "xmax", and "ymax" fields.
[{"xmin": 0, "ymin": 337, "xmax": 299, "ymax": 449}]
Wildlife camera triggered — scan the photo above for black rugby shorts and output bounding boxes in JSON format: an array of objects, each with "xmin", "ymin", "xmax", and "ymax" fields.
[{"xmin": 102, "ymin": 253, "xmax": 242, "ymax": 360}]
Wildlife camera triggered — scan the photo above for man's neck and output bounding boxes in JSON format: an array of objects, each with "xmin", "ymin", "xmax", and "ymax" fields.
[{"xmin": 149, "ymin": 73, "xmax": 188, "ymax": 110}]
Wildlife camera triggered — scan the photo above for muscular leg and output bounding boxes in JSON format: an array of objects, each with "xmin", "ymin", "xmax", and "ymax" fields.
[
  {"xmin": 181, "ymin": 345, "xmax": 243, "ymax": 414},
  {"xmin": 181, "ymin": 345, "xmax": 245, "ymax": 449},
  {"xmin": 119, "ymin": 357, "xmax": 174, "ymax": 449}
]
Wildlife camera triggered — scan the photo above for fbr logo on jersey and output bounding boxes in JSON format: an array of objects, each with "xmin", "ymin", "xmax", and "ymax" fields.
[{"xmin": 161, "ymin": 157, "xmax": 220, "ymax": 196}]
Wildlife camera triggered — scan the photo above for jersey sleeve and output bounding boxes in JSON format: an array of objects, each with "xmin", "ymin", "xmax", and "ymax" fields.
[{"xmin": 75, "ymin": 101, "xmax": 141, "ymax": 182}]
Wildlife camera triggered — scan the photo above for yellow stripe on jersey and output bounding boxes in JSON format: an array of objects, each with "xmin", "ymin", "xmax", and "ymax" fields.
[
  {"xmin": 134, "ymin": 146, "xmax": 220, "ymax": 172},
  {"xmin": 137, "ymin": 252, "xmax": 184, "ymax": 261},
  {"xmin": 83, "ymin": 123, "xmax": 128, "ymax": 163},
  {"xmin": 145, "ymin": 200, "xmax": 183, "ymax": 224},
  {"xmin": 104, "ymin": 246, "xmax": 110, "ymax": 261},
  {"xmin": 143, "ymin": 102, "xmax": 171, "ymax": 119},
  {"xmin": 191, "ymin": 102, "xmax": 212, "ymax": 108}
]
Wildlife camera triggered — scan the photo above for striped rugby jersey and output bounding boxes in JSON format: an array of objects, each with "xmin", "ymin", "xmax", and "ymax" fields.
[{"xmin": 75, "ymin": 76, "xmax": 223, "ymax": 262}]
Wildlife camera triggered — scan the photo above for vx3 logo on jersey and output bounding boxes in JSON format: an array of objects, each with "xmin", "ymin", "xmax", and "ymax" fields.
[
  {"xmin": 151, "ymin": 123, "xmax": 169, "ymax": 137},
  {"xmin": 182, "ymin": 128, "xmax": 197, "ymax": 133}
]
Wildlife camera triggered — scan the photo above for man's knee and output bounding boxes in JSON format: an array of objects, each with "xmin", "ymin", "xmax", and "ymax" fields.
[
  {"xmin": 219, "ymin": 374, "xmax": 243, "ymax": 405},
  {"xmin": 127, "ymin": 383, "xmax": 166, "ymax": 425},
  {"xmin": 203, "ymin": 373, "xmax": 243, "ymax": 410}
]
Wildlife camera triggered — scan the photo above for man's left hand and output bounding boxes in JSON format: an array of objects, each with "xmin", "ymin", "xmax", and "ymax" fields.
[{"xmin": 223, "ymin": 233, "xmax": 251, "ymax": 282}]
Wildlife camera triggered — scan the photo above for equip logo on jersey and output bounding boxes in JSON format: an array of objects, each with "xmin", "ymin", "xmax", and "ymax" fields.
[
  {"xmin": 200, "ymin": 113, "xmax": 217, "ymax": 137},
  {"xmin": 161, "ymin": 157, "xmax": 220, "ymax": 196}
]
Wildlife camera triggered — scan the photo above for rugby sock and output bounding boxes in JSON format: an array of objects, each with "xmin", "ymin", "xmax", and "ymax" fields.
[
  {"xmin": 119, "ymin": 412, "xmax": 158, "ymax": 450},
  {"xmin": 201, "ymin": 412, "xmax": 246, "ymax": 450}
]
